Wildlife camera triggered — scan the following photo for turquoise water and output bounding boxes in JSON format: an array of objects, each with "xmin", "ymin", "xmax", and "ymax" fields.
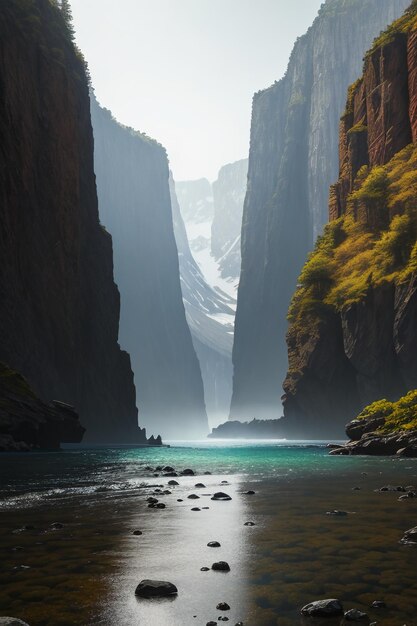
[
  {"xmin": 1, "ymin": 441, "xmax": 417, "ymax": 625},
  {"xmin": 0, "ymin": 440, "xmax": 413, "ymax": 511}
]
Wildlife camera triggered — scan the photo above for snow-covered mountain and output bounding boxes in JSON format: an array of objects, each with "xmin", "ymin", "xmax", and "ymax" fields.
[{"xmin": 172, "ymin": 160, "xmax": 247, "ymax": 427}]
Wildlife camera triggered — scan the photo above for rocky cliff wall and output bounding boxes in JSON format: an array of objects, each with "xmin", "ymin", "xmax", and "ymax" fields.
[
  {"xmin": 284, "ymin": 1, "xmax": 417, "ymax": 437},
  {"xmin": 0, "ymin": 0, "xmax": 145, "ymax": 443},
  {"xmin": 211, "ymin": 159, "xmax": 248, "ymax": 280},
  {"xmin": 231, "ymin": 0, "xmax": 410, "ymax": 422},
  {"xmin": 91, "ymin": 99, "xmax": 209, "ymax": 439}
]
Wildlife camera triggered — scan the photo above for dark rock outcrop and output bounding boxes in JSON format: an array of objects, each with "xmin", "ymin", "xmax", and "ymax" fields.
[
  {"xmin": 0, "ymin": 363, "xmax": 84, "ymax": 451},
  {"xmin": 91, "ymin": 98, "xmax": 208, "ymax": 439},
  {"xmin": 0, "ymin": 0, "xmax": 145, "ymax": 443},
  {"xmin": 284, "ymin": 2, "xmax": 417, "ymax": 436},
  {"xmin": 231, "ymin": 0, "xmax": 410, "ymax": 423}
]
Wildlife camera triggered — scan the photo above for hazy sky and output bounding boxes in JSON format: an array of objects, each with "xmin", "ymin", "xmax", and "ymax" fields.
[{"xmin": 71, "ymin": 0, "xmax": 323, "ymax": 181}]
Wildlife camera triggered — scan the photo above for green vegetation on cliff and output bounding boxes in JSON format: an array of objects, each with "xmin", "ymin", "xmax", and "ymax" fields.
[
  {"xmin": 289, "ymin": 144, "xmax": 417, "ymax": 323},
  {"xmin": 367, "ymin": 0, "xmax": 417, "ymax": 56},
  {"xmin": 357, "ymin": 390, "xmax": 417, "ymax": 433}
]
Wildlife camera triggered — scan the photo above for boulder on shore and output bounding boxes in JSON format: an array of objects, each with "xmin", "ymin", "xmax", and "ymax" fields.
[{"xmin": 301, "ymin": 599, "xmax": 343, "ymax": 617}]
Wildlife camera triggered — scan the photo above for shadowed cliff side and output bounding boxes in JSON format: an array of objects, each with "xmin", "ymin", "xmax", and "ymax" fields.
[
  {"xmin": 0, "ymin": 363, "xmax": 85, "ymax": 451},
  {"xmin": 0, "ymin": 0, "xmax": 146, "ymax": 444},
  {"xmin": 284, "ymin": 1, "xmax": 417, "ymax": 437},
  {"xmin": 91, "ymin": 97, "xmax": 209, "ymax": 440},
  {"xmin": 231, "ymin": 0, "xmax": 410, "ymax": 423}
]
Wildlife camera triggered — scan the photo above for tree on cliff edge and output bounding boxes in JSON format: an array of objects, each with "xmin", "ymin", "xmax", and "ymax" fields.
[{"xmin": 60, "ymin": 0, "xmax": 75, "ymax": 41}]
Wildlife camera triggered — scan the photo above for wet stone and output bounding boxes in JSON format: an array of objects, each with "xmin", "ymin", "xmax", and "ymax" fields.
[
  {"xmin": 326, "ymin": 510, "xmax": 348, "ymax": 516},
  {"xmin": 135, "ymin": 580, "xmax": 178, "ymax": 598},
  {"xmin": 344, "ymin": 608, "xmax": 369, "ymax": 621},
  {"xmin": 207, "ymin": 541, "xmax": 221, "ymax": 548},
  {"xmin": 133, "ymin": 530, "xmax": 143, "ymax": 536},
  {"xmin": 212, "ymin": 561, "xmax": 230, "ymax": 572},
  {"xmin": 371, "ymin": 601, "xmax": 386, "ymax": 609},
  {"xmin": 301, "ymin": 599, "xmax": 344, "ymax": 617},
  {"xmin": 211, "ymin": 492, "xmax": 232, "ymax": 501},
  {"xmin": 217, "ymin": 602, "xmax": 230, "ymax": 611},
  {"xmin": 400, "ymin": 526, "xmax": 417, "ymax": 545}
]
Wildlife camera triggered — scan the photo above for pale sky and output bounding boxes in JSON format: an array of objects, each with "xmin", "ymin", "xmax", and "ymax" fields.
[{"xmin": 71, "ymin": 0, "xmax": 323, "ymax": 181}]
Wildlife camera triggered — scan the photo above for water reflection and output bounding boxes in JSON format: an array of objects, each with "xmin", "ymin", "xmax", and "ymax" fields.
[{"xmin": 98, "ymin": 474, "xmax": 250, "ymax": 625}]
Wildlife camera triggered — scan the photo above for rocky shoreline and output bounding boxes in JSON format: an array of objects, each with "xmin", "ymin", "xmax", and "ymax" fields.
[
  {"xmin": 329, "ymin": 416, "xmax": 417, "ymax": 457},
  {"xmin": 1, "ymin": 450, "xmax": 417, "ymax": 624}
]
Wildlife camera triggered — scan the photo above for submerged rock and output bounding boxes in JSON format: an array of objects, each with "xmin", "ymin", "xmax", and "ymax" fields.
[
  {"xmin": 371, "ymin": 601, "xmax": 386, "ymax": 609},
  {"xmin": 135, "ymin": 580, "xmax": 178, "ymax": 598},
  {"xmin": 301, "ymin": 598, "xmax": 343, "ymax": 617},
  {"xmin": 344, "ymin": 608, "xmax": 369, "ymax": 621},
  {"xmin": 326, "ymin": 510, "xmax": 348, "ymax": 517},
  {"xmin": 168, "ymin": 480, "xmax": 179, "ymax": 486},
  {"xmin": 181, "ymin": 469, "xmax": 195, "ymax": 476},
  {"xmin": 133, "ymin": 530, "xmax": 143, "ymax": 536},
  {"xmin": 400, "ymin": 526, "xmax": 417, "ymax": 546},
  {"xmin": 188, "ymin": 494, "xmax": 200, "ymax": 499}
]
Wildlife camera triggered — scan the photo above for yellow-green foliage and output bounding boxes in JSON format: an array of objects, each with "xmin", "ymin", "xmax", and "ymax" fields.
[
  {"xmin": 367, "ymin": 0, "xmax": 417, "ymax": 56},
  {"xmin": 357, "ymin": 390, "xmax": 417, "ymax": 433},
  {"xmin": 289, "ymin": 144, "xmax": 417, "ymax": 322}
]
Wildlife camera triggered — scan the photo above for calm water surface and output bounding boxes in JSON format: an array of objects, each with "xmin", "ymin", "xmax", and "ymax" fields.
[{"xmin": 0, "ymin": 441, "xmax": 416, "ymax": 625}]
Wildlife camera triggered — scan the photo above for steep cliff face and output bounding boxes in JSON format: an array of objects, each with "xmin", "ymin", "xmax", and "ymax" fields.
[
  {"xmin": 284, "ymin": 1, "xmax": 417, "ymax": 437},
  {"xmin": 91, "ymin": 99, "xmax": 208, "ymax": 439},
  {"xmin": 231, "ymin": 0, "xmax": 410, "ymax": 422},
  {"xmin": 0, "ymin": 363, "xmax": 84, "ymax": 451},
  {"xmin": 170, "ymin": 175, "xmax": 234, "ymax": 427},
  {"xmin": 211, "ymin": 159, "xmax": 248, "ymax": 280},
  {"xmin": 0, "ymin": 0, "xmax": 145, "ymax": 443}
]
